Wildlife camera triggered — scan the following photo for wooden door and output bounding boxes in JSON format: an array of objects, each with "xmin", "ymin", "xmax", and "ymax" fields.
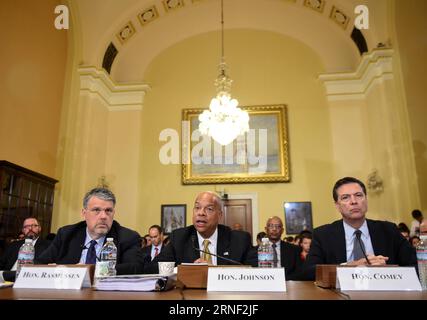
[{"xmin": 220, "ymin": 199, "xmax": 252, "ymax": 237}]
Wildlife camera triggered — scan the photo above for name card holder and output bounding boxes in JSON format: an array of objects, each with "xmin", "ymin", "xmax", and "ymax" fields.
[
  {"xmin": 13, "ymin": 264, "xmax": 94, "ymax": 290},
  {"xmin": 336, "ymin": 266, "xmax": 422, "ymax": 291},
  {"xmin": 207, "ymin": 267, "xmax": 286, "ymax": 292}
]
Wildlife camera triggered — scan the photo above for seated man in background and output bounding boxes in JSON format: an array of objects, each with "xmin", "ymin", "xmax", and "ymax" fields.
[
  {"xmin": 37, "ymin": 187, "xmax": 145, "ymax": 274},
  {"xmin": 264, "ymin": 216, "xmax": 302, "ymax": 280},
  {"xmin": 0, "ymin": 217, "xmax": 51, "ymax": 282},
  {"xmin": 303, "ymin": 177, "xmax": 417, "ymax": 280},
  {"xmin": 142, "ymin": 225, "xmax": 164, "ymax": 261},
  {"xmin": 147, "ymin": 191, "xmax": 256, "ymax": 272}
]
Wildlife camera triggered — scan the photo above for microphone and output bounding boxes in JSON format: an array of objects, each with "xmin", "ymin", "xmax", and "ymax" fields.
[
  {"xmin": 80, "ymin": 243, "xmax": 101, "ymax": 262},
  {"xmin": 191, "ymin": 235, "xmax": 242, "ymax": 265},
  {"xmin": 356, "ymin": 233, "xmax": 371, "ymax": 265}
]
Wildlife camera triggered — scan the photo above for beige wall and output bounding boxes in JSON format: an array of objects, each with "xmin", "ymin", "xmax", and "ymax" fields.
[
  {"xmin": 0, "ymin": 0, "xmax": 67, "ymax": 178},
  {"xmin": 137, "ymin": 29, "xmax": 335, "ymax": 236},
  {"xmin": 393, "ymin": 0, "xmax": 427, "ymax": 213}
]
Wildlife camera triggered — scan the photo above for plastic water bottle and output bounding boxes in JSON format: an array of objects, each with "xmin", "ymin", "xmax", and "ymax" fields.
[
  {"xmin": 258, "ymin": 237, "xmax": 274, "ymax": 268},
  {"xmin": 96, "ymin": 238, "xmax": 117, "ymax": 277},
  {"xmin": 17, "ymin": 239, "xmax": 35, "ymax": 277},
  {"xmin": 417, "ymin": 234, "xmax": 427, "ymax": 290}
]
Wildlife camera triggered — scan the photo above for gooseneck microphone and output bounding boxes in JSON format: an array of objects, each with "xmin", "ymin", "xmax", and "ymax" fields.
[
  {"xmin": 191, "ymin": 235, "xmax": 242, "ymax": 265},
  {"xmin": 355, "ymin": 233, "xmax": 371, "ymax": 265}
]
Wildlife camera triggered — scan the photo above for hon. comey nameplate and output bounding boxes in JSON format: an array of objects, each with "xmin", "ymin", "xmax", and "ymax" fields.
[
  {"xmin": 336, "ymin": 266, "xmax": 421, "ymax": 291},
  {"xmin": 207, "ymin": 267, "xmax": 286, "ymax": 292}
]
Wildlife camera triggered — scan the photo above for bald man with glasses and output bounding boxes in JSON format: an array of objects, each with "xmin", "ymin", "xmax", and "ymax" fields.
[
  {"xmin": 146, "ymin": 191, "xmax": 257, "ymax": 273},
  {"xmin": 0, "ymin": 217, "xmax": 51, "ymax": 282},
  {"xmin": 264, "ymin": 216, "xmax": 303, "ymax": 280}
]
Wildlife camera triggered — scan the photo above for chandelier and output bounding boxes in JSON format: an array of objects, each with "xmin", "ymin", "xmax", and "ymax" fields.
[{"xmin": 198, "ymin": 0, "xmax": 249, "ymax": 146}]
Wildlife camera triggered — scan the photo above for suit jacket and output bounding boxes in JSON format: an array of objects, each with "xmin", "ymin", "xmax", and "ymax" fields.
[
  {"xmin": 278, "ymin": 240, "xmax": 303, "ymax": 280},
  {"xmin": 302, "ymin": 219, "xmax": 417, "ymax": 280},
  {"xmin": 0, "ymin": 238, "xmax": 51, "ymax": 281},
  {"xmin": 146, "ymin": 224, "xmax": 257, "ymax": 273},
  {"xmin": 36, "ymin": 221, "xmax": 145, "ymax": 274},
  {"xmin": 142, "ymin": 244, "xmax": 163, "ymax": 262}
]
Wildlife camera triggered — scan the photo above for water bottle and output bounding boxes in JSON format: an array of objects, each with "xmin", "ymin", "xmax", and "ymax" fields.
[
  {"xmin": 96, "ymin": 238, "xmax": 117, "ymax": 277},
  {"xmin": 417, "ymin": 234, "xmax": 427, "ymax": 290},
  {"xmin": 258, "ymin": 237, "xmax": 274, "ymax": 268},
  {"xmin": 17, "ymin": 239, "xmax": 35, "ymax": 277}
]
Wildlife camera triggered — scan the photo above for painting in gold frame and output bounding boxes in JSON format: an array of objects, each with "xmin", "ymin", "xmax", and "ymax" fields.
[{"xmin": 181, "ymin": 104, "xmax": 290, "ymax": 184}]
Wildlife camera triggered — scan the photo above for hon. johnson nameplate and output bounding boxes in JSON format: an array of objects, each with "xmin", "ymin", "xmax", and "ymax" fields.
[{"xmin": 207, "ymin": 267, "xmax": 286, "ymax": 292}]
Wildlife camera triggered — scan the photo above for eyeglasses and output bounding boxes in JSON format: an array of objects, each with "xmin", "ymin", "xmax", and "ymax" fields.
[
  {"xmin": 87, "ymin": 207, "xmax": 114, "ymax": 215},
  {"xmin": 193, "ymin": 205, "xmax": 217, "ymax": 215},
  {"xmin": 267, "ymin": 224, "xmax": 282, "ymax": 230},
  {"xmin": 23, "ymin": 224, "xmax": 39, "ymax": 229}
]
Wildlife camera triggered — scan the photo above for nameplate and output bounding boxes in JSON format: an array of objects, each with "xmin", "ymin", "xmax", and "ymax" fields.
[
  {"xmin": 207, "ymin": 268, "xmax": 286, "ymax": 292},
  {"xmin": 13, "ymin": 265, "xmax": 92, "ymax": 290},
  {"xmin": 336, "ymin": 266, "xmax": 422, "ymax": 291}
]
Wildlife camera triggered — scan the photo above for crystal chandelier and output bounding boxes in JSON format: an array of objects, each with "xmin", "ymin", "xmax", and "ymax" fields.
[{"xmin": 198, "ymin": 0, "xmax": 249, "ymax": 146}]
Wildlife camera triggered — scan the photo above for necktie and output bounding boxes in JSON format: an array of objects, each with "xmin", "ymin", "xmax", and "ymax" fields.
[
  {"xmin": 202, "ymin": 239, "xmax": 212, "ymax": 265},
  {"xmin": 85, "ymin": 240, "xmax": 97, "ymax": 264},
  {"xmin": 154, "ymin": 247, "xmax": 159, "ymax": 257},
  {"xmin": 352, "ymin": 230, "xmax": 366, "ymax": 261},
  {"xmin": 272, "ymin": 243, "xmax": 278, "ymax": 267}
]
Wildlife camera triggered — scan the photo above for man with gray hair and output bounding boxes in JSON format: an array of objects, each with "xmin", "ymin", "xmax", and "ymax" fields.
[
  {"xmin": 146, "ymin": 191, "xmax": 257, "ymax": 273},
  {"xmin": 37, "ymin": 187, "xmax": 145, "ymax": 274}
]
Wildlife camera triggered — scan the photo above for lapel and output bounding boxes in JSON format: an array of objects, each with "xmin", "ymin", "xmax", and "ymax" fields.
[
  {"xmin": 367, "ymin": 219, "xmax": 384, "ymax": 256},
  {"xmin": 69, "ymin": 226, "xmax": 87, "ymax": 263},
  {"xmin": 216, "ymin": 225, "xmax": 230, "ymax": 263},
  {"xmin": 106, "ymin": 222, "xmax": 119, "ymax": 259},
  {"xmin": 334, "ymin": 220, "xmax": 347, "ymax": 263},
  {"xmin": 185, "ymin": 226, "xmax": 200, "ymax": 262},
  {"xmin": 279, "ymin": 240, "xmax": 288, "ymax": 268}
]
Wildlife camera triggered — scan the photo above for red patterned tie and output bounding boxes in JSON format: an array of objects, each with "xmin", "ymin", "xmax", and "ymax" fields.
[{"xmin": 154, "ymin": 247, "xmax": 159, "ymax": 257}]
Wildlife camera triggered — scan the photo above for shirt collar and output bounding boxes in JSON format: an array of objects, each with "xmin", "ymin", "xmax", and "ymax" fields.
[
  {"xmin": 197, "ymin": 227, "xmax": 218, "ymax": 246},
  {"xmin": 84, "ymin": 229, "xmax": 106, "ymax": 247},
  {"xmin": 343, "ymin": 219, "xmax": 368, "ymax": 240}
]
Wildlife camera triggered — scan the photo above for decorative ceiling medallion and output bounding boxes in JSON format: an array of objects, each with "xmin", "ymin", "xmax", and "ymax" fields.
[
  {"xmin": 116, "ymin": 21, "xmax": 135, "ymax": 44},
  {"xmin": 163, "ymin": 0, "xmax": 184, "ymax": 12},
  {"xmin": 303, "ymin": 0, "xmax": 325, "ymax": 13},
  {"xmin": 330, "ymin": 6, "xmax": 349, "ymax": 29},
  {"xmin": 138, "ymin": 6, "xmax": 159, "ymax": 26}
]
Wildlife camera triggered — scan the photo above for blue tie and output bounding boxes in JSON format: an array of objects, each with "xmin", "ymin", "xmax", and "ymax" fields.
[{"xmin": 85, "ymin": 240, "xmax": 97, "ymax": 264}]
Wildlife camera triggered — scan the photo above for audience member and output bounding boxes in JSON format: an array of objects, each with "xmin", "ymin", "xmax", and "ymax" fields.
[
  {"xmin": 0, "ymin": 217, "xmax": 51, "ymax": 282},
  {"xmin": 299, "ymin": 233, "xmax": 312, "ymax": 261},
  {"xmin": 265, "ymin": 216, "xmax": 302, "ymax": 280},
  {"xmin": 256, "ymin": 231, "xmax": 267, "ymax": 248},
  {"xmin": 232, "ymin": 223, "xmax": 243, "ymax": 231},
  {"xmin": 398, "ymin": 223, "xmax": 410, "ymax": 240},
  {"xmin": 410, "ymin": 209, "xmax": 424, "ymax": 237},
  {"xmin": 284, "ymin": 236, "xmax": 294, "ymax": 243},
  {"xmin": 37, "ymin": 187, "xmax": 145, "ymax": 274},
  {"xmin": 148, "ymin": 191, "xmax": 256, "ymax": 272},
  {"xmin": 410, "ymin": 236, "xmax": 420, "ymax": 248},
  {"xmin": 144, "ymin": 234, "xmax": 152, "ymax": 247},
  {"xmin": 293, "ymin": 234, "xmax": 302, "ymax": 246},
  {"xmin": 142, "ymin": 225, "xmax": 164, "ymax": 261},
  {"xmin": 163, "ymin": 236, "xmax": 170, "ymax": 247},
  {"xmin": 303, "ymin": 177, "xmax": 417, "ymax": 280}
]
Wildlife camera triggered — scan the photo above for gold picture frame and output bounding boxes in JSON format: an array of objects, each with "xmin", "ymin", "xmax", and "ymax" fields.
[{"xmin": 181, "ymin": 104, "xmax": 290, "ymax": 184}]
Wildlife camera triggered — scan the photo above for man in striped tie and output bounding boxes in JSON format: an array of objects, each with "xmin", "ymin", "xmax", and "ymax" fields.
[{"xmin": 142, "ymin": 225, "xmax": 164, "ymax": 262}]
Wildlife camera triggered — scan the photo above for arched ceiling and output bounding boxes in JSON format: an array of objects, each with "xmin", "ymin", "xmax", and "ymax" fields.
[{"xmin": 72, "ymin": 0, "xmax": 390, "ymax": 83}]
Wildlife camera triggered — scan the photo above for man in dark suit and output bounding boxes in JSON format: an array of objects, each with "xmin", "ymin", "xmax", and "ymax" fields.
[
  {"xmin": 0, "ymin": 217, "xmax": 51, "ymax": 281},
  {"xmin": 147, "ymin": 191, "xmax": 256, "ymax": 272},
  {"xmin": 264, "ymin": 216, "xmax": 302, "ymax": 280},
  {"xmin": 37, "ymin": 187, "xmax": 145, "ymax": 274},
  {"xmin": 303, "ymin": 177, "xmax": 417, "ymax": 280},
  {"xmin": 141, "ymin": 225, "xmax": 164, "ymax": 262}
]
